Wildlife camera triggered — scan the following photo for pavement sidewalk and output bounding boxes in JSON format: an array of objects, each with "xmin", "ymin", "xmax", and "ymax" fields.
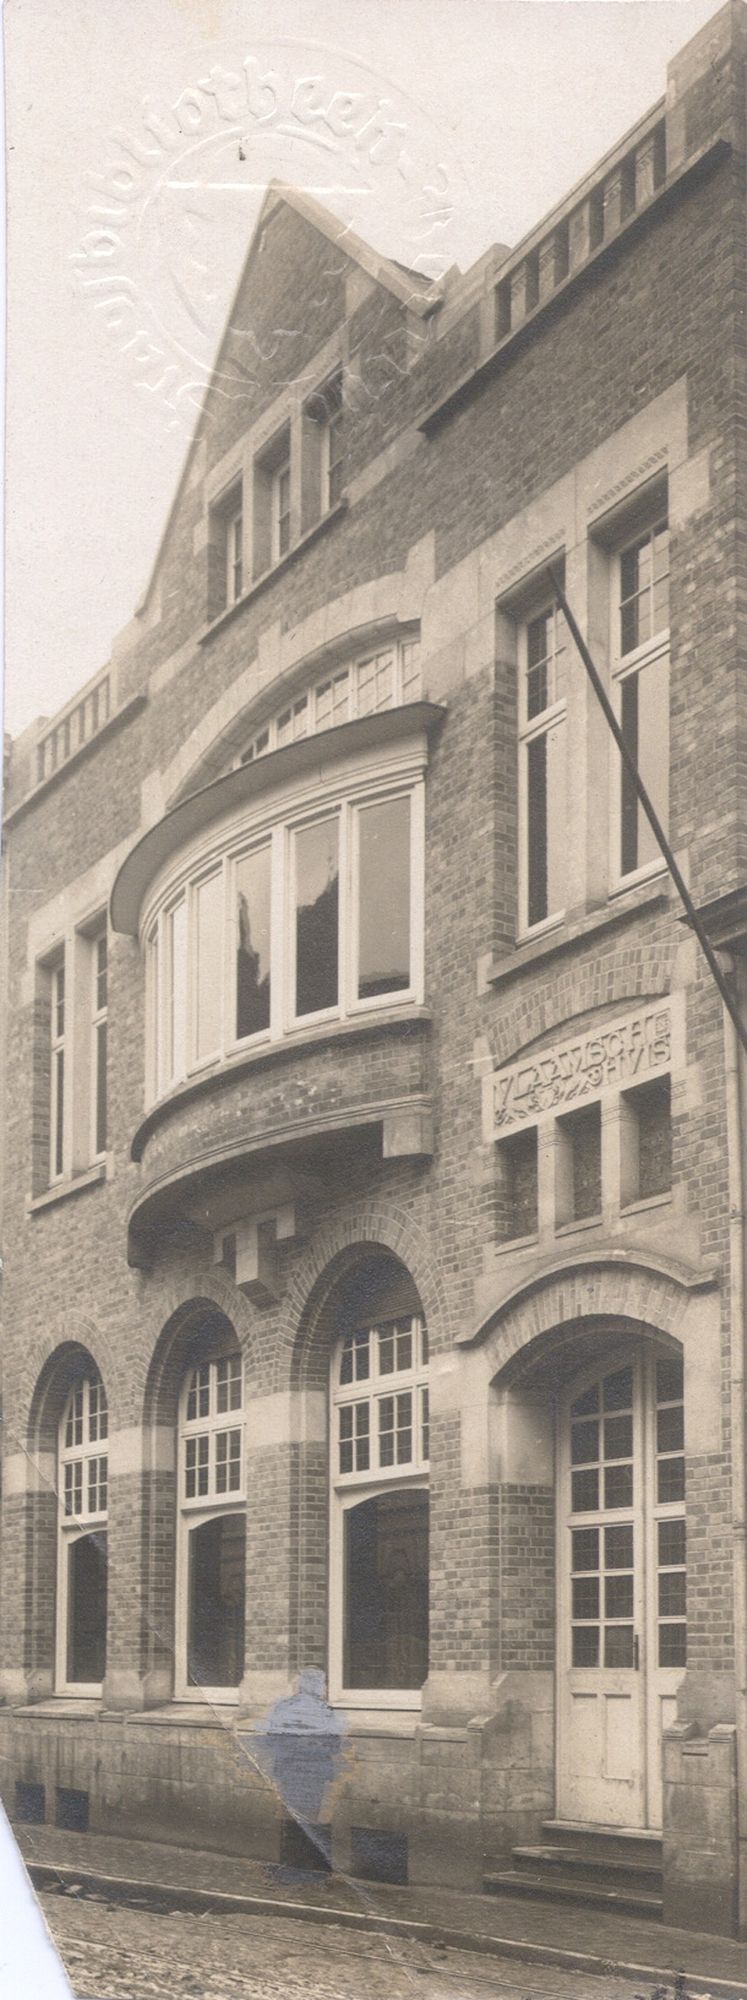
[{"xmin": 14, "ymin": 1821, "xmax": 747, "ymax": 1997}]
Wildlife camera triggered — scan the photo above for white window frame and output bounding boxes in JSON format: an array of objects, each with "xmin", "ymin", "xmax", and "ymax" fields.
[
  {"xmin": 226, "ymin": 497, "xmax": 244, "ymax": 606},
  {"xmin": 329, "ymin": 1316, "xmax": 429, "ymax": 1710},
  {"xmin": 90, "ymin": 926, "xmax": 108, "ymax": 1162},
  {"xmin": 144, "ymin": 768, "xmax": 426, "ymax": 1108},
  {"xmin": 609, "ymin": 519, "xmax": 670, "ymax": 893},
  {"xmin": 56, "ymin": 1373, "xmax": 108, "ymax": 1696},
  {"xmin": 235, "ymin": 638, "xmax": 421, "ymax": 768},
  {"xmin": 49, "ymin": 954, "xmax": 66, "ymax": 1183},
  {"xmin": 517, "ymin": 601, "xmax": 568, "ymax": 939},
  {"xmin": 175, "ymin": 1351, "xmax": 246, "ymax": 1704},
  {"xmin": 271, "ymin": 459, "xmax": 291, "ymax": 563},
  {"xmin": 322, "ymin": 403, "xmax": 344, "ymax": 512}
]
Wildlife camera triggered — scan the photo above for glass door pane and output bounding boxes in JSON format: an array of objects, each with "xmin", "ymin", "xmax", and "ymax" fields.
[{"xmin": 187, "ymin": 1515, "xmax": 246, "ymax": 1689}]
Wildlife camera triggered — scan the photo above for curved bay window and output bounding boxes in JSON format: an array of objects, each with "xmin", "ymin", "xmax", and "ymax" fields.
[
  {"xmin": 144, "ymin": 773, "xmax": 424, "ymax": 1104},
  {"xmin": 176, "ymin": 1349, "xmax": 246, "ymax": 1700},
  {"xmin": 57, "ymin": 1372, "xmax": 108, "ymax": 1692},
  {"xmin": 331, "ymin": 1305, "xmax": 429, "ymax": 1707}
]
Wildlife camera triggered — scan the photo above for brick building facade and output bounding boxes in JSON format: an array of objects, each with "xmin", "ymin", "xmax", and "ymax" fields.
[{"xmin": 2, "ymin": 0, "xmax": 746, "ymax": 1939}]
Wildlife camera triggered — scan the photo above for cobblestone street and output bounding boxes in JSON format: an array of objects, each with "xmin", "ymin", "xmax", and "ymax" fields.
[{"xmin": 39, "ymin": 1888, "xmax": 684, "ymax": 2000}]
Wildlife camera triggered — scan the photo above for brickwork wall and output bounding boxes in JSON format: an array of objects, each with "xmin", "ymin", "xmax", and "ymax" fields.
[
  {"xmin": 496, "ymin": 1485, "xmax": 555, "ymax": 1672},
  {"xmin": 1, "ymin": 9, "xmax": 745, "ymax": 1907}
]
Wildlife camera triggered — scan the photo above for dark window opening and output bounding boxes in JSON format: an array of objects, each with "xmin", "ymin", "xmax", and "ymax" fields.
[
  {"xmin": 527, "ymin": 733, "xmax": 548, "ymax": 927},
  {"xmin": 623, "ymin": 1075, "xmax": 672, "ymax": 1203},
  {"xmin": 279, "ymin": 1819, "xmax": 332, "ymax": 1872},
  {"xmin": 67, "ymin": 1531, "xmax": 107, "ymax": 1684},
  {"xmin": 499, "ymin": 1127, "xmax": 538, "ymax": 1240},
  {"xmin": 357, "ymin": 796, "xmax": 411, "ymax": 1000},
  {"xmin": 15, "ymin": 1781, "xmax": 45, "ymax": 1824},
  {"xmin": 350, "ymin": 1827, "xmax": 408, "ymax": 1884},
  {"xmin": 56, "ymin": 1787, "xmax": 89, "ymax": 1833},
  {"xmin": 295, "ymin": 820, "xmax": 339, "ymax": 1017},
  {"xmin": 187, "ymin": 1513, "xmax": 246, "ymax": 1689},
  {"xmin": 343, "ymin": 1489, "xmax": 428, "ymax": 1690},
  {"xmin": 235, "ymin": 844, "xmax": 271, "ymax": 1039},
  {"xmin": 557, "ymin": 1103, "xmax": 602, "ymax": 1226}
]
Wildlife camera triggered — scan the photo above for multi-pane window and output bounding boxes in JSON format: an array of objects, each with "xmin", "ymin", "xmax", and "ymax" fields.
[
  {"xmin": 50, "ymin": 959, "xmax": 66, "ymax": 1180},
  {"xmin": 178, "ymin": 1350, "xmax": 246, "ymax": 1695},
  {"xmin": 237, "ymin": 638, "xmax": 421, "ymax": 766},
  {"xmin": 332, "ymin": 1314, "xmax": 429, "ymax": 1695},
  {"xmin": 145, "ymin": 779, "xmax": 422, "ymax": 1103},
  {"xmin": 334, "ymin": 1318, "xmax": 429, "ymax": 1483},
  {"xmin": 614, "ymin": 520, "xmax": 670, "ymax": 880},
  {"xmin": 58, "ymin": 1372, "xmax": 109, "ymax": 1689},
  {"xmin": 520, "ymin": 603, "xmax": 567, "ymax": 930},
  {"xmin": 569, "ymin": 1365, "xmax": 635, "ymax": 1669},
  {"xmin": 91, "ymin": 929, "xmax": 108, "ymax": 1158}
]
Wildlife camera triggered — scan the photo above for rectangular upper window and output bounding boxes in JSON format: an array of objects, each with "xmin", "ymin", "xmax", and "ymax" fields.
[
  {"xmin": 253, "ymin": 426, "xmax": 292, "ymax": 579},
  {"xmin": 91, "ymin": 928, "xmax": 108, "ymax": 1160},
  {"xmin": 612, "ymin": 517, "xmax": 669, "ymax": 884},
  {"xmin": 519, "ymin": 600, "xmax": 568, "ymax": 932},
  {"xmin": 556, "ymin": 1102, "xmax": 602, "ymax": 1226},
  {"xmin": 35, "ymin": 919, "xmax": 110, "ymax": 1191},
  {"xmin": 50, "ymin": 958, "xmax": 66, "ymax": 1182}
]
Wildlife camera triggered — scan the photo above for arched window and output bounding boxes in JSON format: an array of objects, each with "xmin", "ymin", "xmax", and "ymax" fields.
[
  {"xmin": 330, "ymin": 1282, "xmax": 429, "ymax": 1708},
  {"xmin": 57, "ymin": 1372, "xmax": 108, "ymax": 1692},
  {"xmin": 176, "ymin": 1347, "xmax": 246, "ymax": 1701}
]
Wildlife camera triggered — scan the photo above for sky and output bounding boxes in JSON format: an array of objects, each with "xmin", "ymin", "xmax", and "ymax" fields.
[{"xmin": 3, "ymin": 0, "xmax": 723, "ymax": 741}]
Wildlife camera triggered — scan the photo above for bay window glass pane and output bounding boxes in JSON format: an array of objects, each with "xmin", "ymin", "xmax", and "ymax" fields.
[
  {"xmin": 166, "ymin": 899, "xmax": 187, "ymax": 1082},
  {"xmin": 195, "ymin": 872, "xmax": 222, "ymax": 1061},
  {"xmin": 295, "ymin": 819, "xmax": 339, "ymax": 1017},
  {"xmin": 357, "ymin": 797, "xmax": 411, "ymax": 1000},
  {"xmin": 67, "ymin": 1531, "xmax": 107, "ymax": 1684},
  {"xmin": 343, "ymin": 1489, "xmax": 428, "ymax": 1689},
  {"xmin": 187, "ymin": 1515, "xmax": 245, "ymax": 1688},
  {"xmin": 236, "ymin": 845, "xmax": 271, "ymax": 1039},
  {"xmin": 620, "ymin": 655, "xmax": 669, "ymax": 875},
  {"xmin": 526, "ymin": 717, "xmax": 565, "ymax": 926}
]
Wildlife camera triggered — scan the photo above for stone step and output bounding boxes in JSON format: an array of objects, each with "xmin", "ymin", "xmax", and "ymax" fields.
[
  {"xmin": 483, "ymin": 1869, "xmax": 663, "ymax": 1917},
  {"xmin": 541, "ymin": 1819, "xmax": 663, "ymax": 1867},
  {"xmin": 512, "ymin": 1843, "xmax": 663, "ymax": 1889}
]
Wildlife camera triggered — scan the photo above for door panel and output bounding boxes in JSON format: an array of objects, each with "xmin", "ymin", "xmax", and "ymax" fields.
[{"xmin": 557, "ymin": 1347, "xmax": 685, "ymax": 1830}]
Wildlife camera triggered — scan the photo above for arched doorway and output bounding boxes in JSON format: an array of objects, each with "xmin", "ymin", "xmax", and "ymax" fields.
[{"xmin": 557, "ymin": 1338, "xmax": 685, "ymax": 1829}]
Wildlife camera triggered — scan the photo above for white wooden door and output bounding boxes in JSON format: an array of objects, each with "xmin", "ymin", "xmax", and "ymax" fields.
[{"xmin": 557, "ymin": 1348, "xmax": 686, "ymax": 1830}]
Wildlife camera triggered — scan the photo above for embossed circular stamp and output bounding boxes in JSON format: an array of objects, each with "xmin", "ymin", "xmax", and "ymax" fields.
[{"xmin": 73, "ymin": 40, "xmax": 470, "ymax": 433}]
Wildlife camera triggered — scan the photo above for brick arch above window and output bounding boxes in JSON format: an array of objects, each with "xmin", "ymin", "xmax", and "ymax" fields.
[
  {"xmin": 466, "ymin": 1254, "xmax": 717, "ymax": 1390},
  {"xmin": 283, "ymin": 1206, "xmax": 454, "ymax": 1394},
  {"xmin": 484, "ymin": 953, "xmax": 675, "ymax": 1071},
  {"xmin": 22, "ymin": 1322, "xmax": 118, "ymax": 1450},
  {"xmin": 141, "ymin": 1273, "xmax": 262, "ymax": 1429},
  {"xmin": 160, "ymin": 568, "xmax": 433, "ymax": 812}
]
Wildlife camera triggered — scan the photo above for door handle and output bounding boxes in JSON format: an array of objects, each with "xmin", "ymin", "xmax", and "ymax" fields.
[{"xmin": 633, "ymin": 1633, "xmax": 640, "ymax": 1671}]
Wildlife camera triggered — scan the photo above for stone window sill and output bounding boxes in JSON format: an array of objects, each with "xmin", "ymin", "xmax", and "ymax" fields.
[
  {"xmin": 620, "ymin": 1190, "xmax": 673, "ymax": 1219},
  {"xmin": 487, "ymin": 877, "xmax": 670, "ymax": 988},
  {"xmin": 28, "ymin": 1161, "xmax": 107, "ymax": 1216}
]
